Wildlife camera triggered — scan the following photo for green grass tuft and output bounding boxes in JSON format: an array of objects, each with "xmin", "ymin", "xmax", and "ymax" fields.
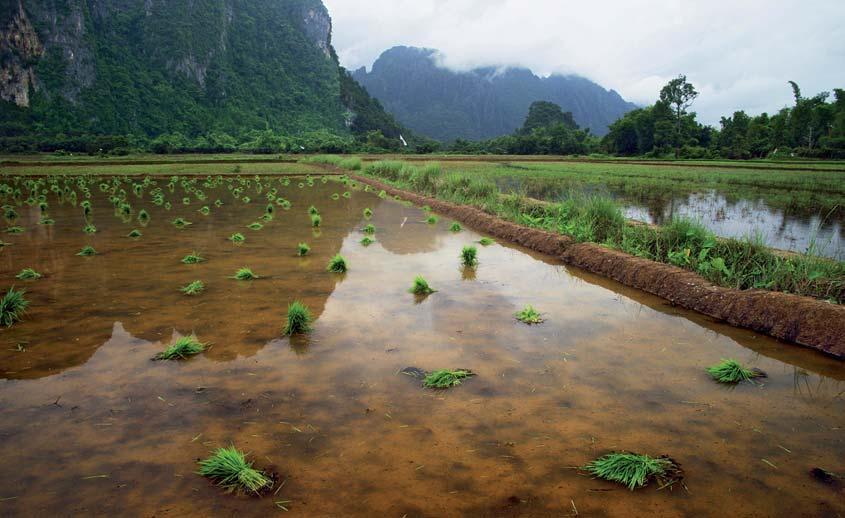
[
  {"xmin": 0, "ymin": 287, "xmax": 28, "ymax": 327},
  {"xmin": 229, "ymin": 232, "xmax": 245, "ymax": 243},
  {"xmin": 449, "ymin": 222, "xmax": 462, "ymax": 232},
  {"xmin": 199, "ymin": 206, "xmax": 210, "ymax": 216},
  {"xmin": 311, "ymin": 214, "xmax": 322, "ymax": 227},
  {"xmin": 331, "ymin": 193, "xmax": 340, "ymax": 200},
  {"xmin": 479, "ymin": 237, "xmax": 495, "ymax": 246},
  {"xmin": 515, "ymin": 305, "xmax": 543, "ymax": 324},
  {"xmin": 295, "ymin": 242, "xmax": 310, "ymax": 256},
  {"xmin": 247, "ymin": 222, "xmax": 263, "ymax": 230},
  {"xmin": 16, "ymin": 268, "xmax": 41, "ymax": 280},
  {"xmin": 460, "ymin": 246, "xmax": 478, "ymax": 267},
  {"xmin": 283, "ymin": 300, "xmax": 312, "ymax": 335},
  {"xmin": 77, "ymin": 245, "xmax": 97, "ymax": 256},
  {"xmin": 360, "ymin": 236, "xmax": 375, "ymax": 246},
  {"xmin": 308, "ymin": 205, "xmax": 319, "ymax": 216},
  {"xmin": 138, "ymin": 209, "xmax": 150, "ymax": 225},
  {"xmin": 154, "ymin": 334, "xmax": 206, "ymax": 360},
  {"xmin": 172, "ymin": 217, "xmax": 192, "ymax": 228},
  {"xmin": 426, "ymin": 215, "xmax": 438, "ymax": 224},
  {"xmin": 127, "ymin": 229, "xmax": 142, "ymax": 238},
  {"xmin": 409, "ymin": 275, "xmax": 436, "ymax": 295},
  {"xmin": 182, "ymin": 251, "xmax": 205, "ymax": 264},
  {"xmin": 584, "ymin": 452, "xmax": 680, "ymax": 490},
  {"xmin": 706, "ymin": 359, "xmax": 764, "ymax": 383},
  {"xmin": 82, "ymin": 223, "xmax": 97, "ymax": 234},
  {"xmin": 180, "ymin": 280, "xmax": 205, "ymax": 295},
  {"xmin": 363, "ymin": 208, "xmax": 373, "ymax": 219},
  {"xmin": 233, "ymin": 267, "xmax": 259, "ymax": 280},
  {"xmin": 423, "ymin": 369, "xmax": 474, "ymax": 389},
  {"xmin": 362, "ymin": 223, "xmax": 375, "ymax": 234},
  {"xmin": 327, "ymin": 254, "xmax": 348, "ymax": 273},
  {"xmin": 197, "ymin": 446, "xmax": 272, "ymax": 494}
]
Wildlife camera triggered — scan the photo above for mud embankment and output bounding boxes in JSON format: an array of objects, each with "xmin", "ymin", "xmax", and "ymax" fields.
[{"xmin": 352, "ymin": 174, "xmax": 845, "ymax": 358}]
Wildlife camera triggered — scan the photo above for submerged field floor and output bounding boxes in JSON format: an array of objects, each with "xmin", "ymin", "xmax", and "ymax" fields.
[{"xmin": 0, "ymin": 175, "xmax": 843, "ymax": 516}]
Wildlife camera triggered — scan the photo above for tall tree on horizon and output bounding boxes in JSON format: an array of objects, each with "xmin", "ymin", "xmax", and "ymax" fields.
[{"xmin": 659, "ymin": 75, "xmax": 699, "ymax": 157}]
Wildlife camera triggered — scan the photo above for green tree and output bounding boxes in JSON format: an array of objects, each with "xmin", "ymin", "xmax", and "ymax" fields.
[{"xmin": 658, "ymin": 75, "xmax": 699, "ymax": 157}]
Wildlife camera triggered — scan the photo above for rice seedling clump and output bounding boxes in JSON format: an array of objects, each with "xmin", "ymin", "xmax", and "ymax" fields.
[
  {"xmin": 460, "ymin": 246, "xmax": 478, "ymax": 267},
  {"xmin": 16, "ymin": 268, "xmax": 41, "ymax": 280},
  {"xmin": 180, "ymin": 280, "xmax": 205, "ymax": 295},
  {"xmin": 449, "ymin": 222, "xmax": 462, "ymax": 232},
  {"xmin": 583, "ymin": 452, "xmax": 682, "ymax": 491},
  {"xmin": 77, "ymin": 245, "xmax": 97, "ymax": 256},
  {"xmin": 426, "ymin": 215, "xmax": 438, "ymax": 224},
  {"xmin": 423, "ymin": 369, "xmax": 475, "ymax": 389},
  {"xmin": 82, "ymin": 223, "xmax": 97, "ymax": 234},
  {"xmin": 297, "ymin": 242, "xmax": 310, "ymax": 256},
  {"xmin": 182, "ymin": 251, "xmax": 205, "ymax": 264},
  {"xmin": 233, "ymin": 267, "xmax": 259, "ymax": 280},
  {"xmin": 409, "ymin": 275, "xmax": 436, "ymax": 295},
  {"xmin": 247, "ymin": 222, "xmax": 263, "ymax": 230},
  {"xmin": 706, "ymin": 359, "xmax": 765, "ymax": 383},
  {"xmin": 172, "ymin": 217, "xmax": 192, "ymax": 228},
  {"xmin": 154, "ymin": 334, "xmax": 206, "ymax": 360},
  {"xmin": 283, "ymin": 300, "xmax": 312, "ymax": 335},
  {"xmin": 360, "ymin": 236, "xmax": 375, "ymax": 246},
  {"xmin": 362, "ymin": 223, "xmax": 375, "ymax": 234},
  {"xmin": 229, "ymin": 232, "xmax": 245, "ymax": 243},
  {"xmin": 127, "ymin": 229, "xmax": 142, "ymax": 238},
  {"xmin": 479, "ymin": 237, "xmax": 495, "ymax": 246},
  {"xmin": 0, "ymin": 287, "xmax": 28, "ymax": 327},
  {"xmin": 197, "ymin": 446, "xmax": 272, "ymax": 494},
  {"xmin": 363, "ymin": 208, "xmax": 373, "ymax": 219},
  {"xmin": 515, "ymin": 305, "xmax": 543, "ymax": 324},
  {"xmin": 327, "ymin": 254, "xmax": 348, "ymax": 273},
  {"xmin": 308, "ymin": 205, "xmax": 319, "ymax": 216},
  {"xmin": 311, "ymin": 214, "xmax": 322, "ymax": 227}
]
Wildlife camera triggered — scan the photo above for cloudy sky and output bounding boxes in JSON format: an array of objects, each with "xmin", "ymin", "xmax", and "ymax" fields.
[{"xmin": 324, "ymin": 0, "xmax": 845, "ymax": 126}]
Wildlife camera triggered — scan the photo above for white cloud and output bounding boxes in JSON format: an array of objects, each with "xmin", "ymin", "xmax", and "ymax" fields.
[{"xmin": 324, "ymin": 0, "xmax": 845, "ymax": 125}]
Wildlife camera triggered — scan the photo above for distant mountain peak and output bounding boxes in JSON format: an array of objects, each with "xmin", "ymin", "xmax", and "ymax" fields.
[{"xmin": 353, "ymin": 45, "xmax": 636, "ymax": 140}]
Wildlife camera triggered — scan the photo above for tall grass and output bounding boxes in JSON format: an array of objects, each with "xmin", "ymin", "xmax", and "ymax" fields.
[{"xmin": 0, "ymin": 287, "xmax": 28, "ymax": 327}]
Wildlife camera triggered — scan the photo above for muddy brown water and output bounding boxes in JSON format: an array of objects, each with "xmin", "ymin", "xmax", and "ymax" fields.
[{"xmin": 0, "ymin": 176, "xmax": 843, "ymax": 517}]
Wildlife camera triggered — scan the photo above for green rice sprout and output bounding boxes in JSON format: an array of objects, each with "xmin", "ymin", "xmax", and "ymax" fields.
[
  {"xmin": 423, "ymin": 369, "xmax": 474, "ymax": 389},
  {"xmin": 247, "ymin": 222, "xmax": 264, "ymax": 230},
  {"xmin": 182, "ymin": 197, "xmax": 191, "ymax": 205},
  {"xmin": 214, "ymin": 199, "xmax": 223, "ymax": 207},
  {"xmin": 180, "ymin": 280, "xmax": 205, "ymax": 296},
  {"xmin": 706, "ymin": 359, "xmax": 765, "ymax": 384},
  {"xmin": 409, "ymin": 275, "xmax": 436, "ymax": 295},
  {"xmin": 0, "ymin": 287, "xmax": 28, "ymax": 327},
  {"xmin": 16, "ymin": 268, "xmax": 42, "ymax": 280},
  {"xmin": 82, "ymin": 223, "xmax": 97, "ymax": 234},
  {"xmin": 479, "ymin": 237, "xmax": 495, "ymax": 246},
  {"xmin": 182, "ymin": 251, "xmax": 205, "ymax": 264},
  {"xmin": 138, "ymin": 209, "xmax": 150, "ymax": 225},
  {"xmin": 229, "ymin": 232, "xmax": 245, "ymax": 243},
  {"xmin": 311, "ymin": 214, "xmax": 322, "ymax": 227},
  {"xmin": 154, "ymin": 334, "xmax": 206, "ymax": 360},
  {"xmin": 360, "ymin": 236, "xmax": 375, "ymax": 246},
  {"xmin": 233, "ymin": 267, "xmax": 259, "ymax": 280},
  {"xmin": 308, "ymin": 206, "xmax": 319, "ymax": 216},
  {"xmin": 327, "ymin": 254, "xmax": 348, "ymax": 273},
  {"xmin": 460, "ymin": 246, "xmax": 478, "ymax": 267},
  {"xmin": 342, "ymin": 191, "xmax": 351, "ymax": 198},
  {"xmin": 297, "ymin": 243, "xmax": 310, "ymax": 256},
  {"xmin": 362, "ymin": 223, "xmax": 375, "ymax": 234},
  {"xmin": 77, "ymin": 245, "xmax": 97, "ymax": 256},
  {"xmin": 331, "ymin": 193, "xmax": 339, "ymax": 200},
  {"xmin": 172, "ymin": 217, "xmax": 192, "ymax": 228},
  {"xmin": 127, "ymin": 229, "xmax": 142, "ymax": 238},
  {"xmin": 197, "ymin": 446, "xmax": 272, "ymax": 494},
  {"xmin": 363, "ymin": 208, "xmax": 373, "ymax": 219},
  {"xmin": 583, "ymin": 452, "xmax": 681, "ymax": 491},
  {"xmin": 38, "ymin": 217, "xmax": 55, "ymax": 225},
  {"xmin": 199, "ymin": 206, "xmax": 210, "ymax": 216},
  {"xmin": 283, "ymin": 300, "xmax": 312, "ymax": 335},
  {"xmin": 449, "ymin": 222, "xmax": 462, "ymax": 232},
  {"xmin": 515, "ymin": 305, "xmax": 543, "ymax": 324},
  {"xmin": 5, "ymin": 226, "xmax": 24, "ymax": 234},
  {"xmin": 426, "ymin": 215, "xmax": 438, "ymax": 224}
]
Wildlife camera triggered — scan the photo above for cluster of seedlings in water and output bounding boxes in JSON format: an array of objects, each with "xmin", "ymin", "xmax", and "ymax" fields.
[
  {"xmin": 233, "ymin": 267, "xmax": 259, "ymax": 280},
  {"xmin": 229, "ymin": 232, "xmax": 245, "ymax": 243},
  {"xmin": 77, "ymin": 245, "xmax": 97, "ymax": 256},
  {"xmin": 172, "ymin": 217, "xmax": 192, "ymax": 228},
  {"xmin": 360, "ymin": 236, "xmax": 375, "ymax": 246},
  {"xmin": 16, "ymin": 268, "xmax": 41, "ymax": 280},
  {"xmin": 362, "ymin": 223, "xmax": 375, "ymax": 234},
  {"xmin": 515, "ymin": 305, "xmax": 543, "ymax": 324},
  {"xmin": 180, "ymin": 280, "xmax": 205, "ymax": 296},
  {"xmin": 423, "ymin": 369, "xmax": 475, "ymax": 389},
  {"xmin": 409, "ymin": 275, "xmax": 436, "ymax": 295},
  {"xmin": 327, "ymin": 254, "xmax": 348, "ymax": 273},
  {"xmin": 127, "ymin": 229, "xmax": 142, "ymax": 238},
  {"xmin": 460, "ymin": 246, "xmax": 479, "ymax": 268},
  {"xmin": 363, "ymin": 208, "xmax": 373, "ymax": 219},
  {"xmin": 197, "ymin": 446, "xmax": 272, "ymax": 495},
  {"xmin": 449, "ymin": 222, "xmax": 462, "ymax": 232},
  {"xmin": 247, "ymin": 222, "xmax": 263, "ymax": 230},
  {"xmin": 311, "ymin": 214, "xmax": 322, "ymax": 227},
  {"xmin": 706, "ymin": 359, "xmax": 766, "ymax": 383},
  {"xmin": 479, "ymin": 237, "xmax": 495, "ymax": 246},
  {"xmin": 583, "ymin": 452, "xmax": 683, "ymax": 491},
  {"xmin": 426, "ymin": 215, "xmax": 438, "ymax": 224},
  {"xmin": 154, "ymin": 334, "xmax": 206, "ymax": 360},
  {"xmin": 297, "ymin": 242, "xmax": 310, "ymax": 256},
  {"xmin": 0, "ymin": 287, "xmax": 28, "ymax": 327},
  {"xmin": 283, "ymin": 301, "xmax": 312, "ymax": 335},
  {"xmin": 181, "ymin": 252, "xmax": 205, "ymax": 264}
]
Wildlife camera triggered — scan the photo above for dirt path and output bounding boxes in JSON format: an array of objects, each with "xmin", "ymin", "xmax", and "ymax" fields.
[{"xmin": 352, "ymin": 174, "xmax": 845, "ymax": 358}]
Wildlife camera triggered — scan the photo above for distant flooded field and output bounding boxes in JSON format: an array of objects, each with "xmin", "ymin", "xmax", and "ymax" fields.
[{"xmin": 0, "ymin": 174, "xmax": 843, "ymax": 516}]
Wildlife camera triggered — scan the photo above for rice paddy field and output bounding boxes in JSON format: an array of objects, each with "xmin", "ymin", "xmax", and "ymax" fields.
[{"xmin": 0, "ymin": 163, "xmax": 843, "ymax": 517}]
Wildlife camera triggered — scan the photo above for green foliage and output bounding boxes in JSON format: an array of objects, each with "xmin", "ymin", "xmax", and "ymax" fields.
[
  {"xmin": 82, "ymin": 223, "xmax": 97, "ymax": 234},
  {"xmin": 247, "ymin": 222, "xmax": 263, "ymax": 230},
  {"xmin": 77, "ymin": 245, "xmax": 97, "ymax": 256},
  {"xmin": 233, "ymin": 267, "xmax": 258, "ymax": 280},
  {"xmin": 423, "ymin": 369, "xmax": 474, "ymax": 389},
  {"xmin": 479, "ymin": 237, "xmax": 495, "ymax": 246},
  {"xmin": 154, "ymin": 334, "xmax": 206, "ymax": 360},
  {"xmin": 16, "ymin": 268, "xmax": 42, "ymax": 280},
  {"xmin": 409, "ymin": 275, "xmax": 436, "ymax": 295},
  {"xmin": 426, "ymin": 215, "xmax": 438, "ymax": 224},
  {"xmin": 460, "ymin": 246, "xmax": 478, "ymax": 267},
  {"xmin": 363, "ymin": 207, "xmax": 373, "ymax": 219},
  {"xmin": 327, "ymin": 254, "xmax": 348, "ymax": 273},
  {"xmin": 283, "ymin": 300, "xmax": 312, "ymax": 335},
  {"xmin": 197, "ymin": 446, "xmax": 271, "ymax": 495},
  {"xmin": 308, "ymin": 205, "xmax": 319, "ymax": 216},
  {"xmin": 297, "ymin": 242, "xmax": 310, "ymax": 256},
  {"xmin": 362, "ymin": 223, "xmax": 375, "ymax": 234},
  {"xmin": 181, "ymin": 251, "xmax": 205, "ymax": 264},
  {"xmin": 449, "ymin": 221, "xmax": 462, "ymax": 232},
  {"xmin": 311, "ymin": 214, "xmax": 322, "ymax": 227},
  {"xmin": 706, "ymin": 359, "xmax": 764, "ymax": 384},
  {"xmin": 360, "ymin": 236, "xmax": 375, "ymax": 246},
  {"xmin": 521, "ymin": 101, "xmax": 579, "ymax": 134},
  {"xmin": 172, "ymin": 217, "xmax": 192, "ymax": 228},
  {"xmin": 180, "ymin": 280, "xmax": 205, "ymax": 296},
  {"xmin": 0, "ymin": 287, "xmax": 28, "ymax": 327},
  {"xmin": 138, "ymin": 209, "xmax": 150, "ymax": 225},
  {"xmin": 515, "ymin": 305, "xmax": 543, "ymax": 324},
  {"xmin": 584, "ymin": 453, "xmax": 680, "ymax": 490},
  {"xmin": 127, "ymin": 229, "xmax": 142, "ymax": 238},
  {"xmin": 229, "ymin": 232, "xmax": 245, "ymax": 243}
]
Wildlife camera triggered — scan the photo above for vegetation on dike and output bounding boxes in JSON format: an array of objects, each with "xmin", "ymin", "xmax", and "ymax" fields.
[
  {"xmin": 584, "ymin": 452, "xmax": 683, "ymax": 490},
  {"xmin": 283, "ymin": 301, "xmax": 312, "ymax": 335},
  {"xmin": 706, "ymin": 359, "xmax": 766, "ymax": 383},
  {"xmin": 0, "ymin": 287, "xmax": 28, "ymax": 327},
  {"xmin": 423, "ymin": 369, "xmax": 475, "ymax": 389},
  {"xmin": 154, "ymin": 334, "xmax": 206, "ymax": 360},
  {"xmin": 362, "ymin": 160, "xmax": 845, "ymax": 303},
  {"xmin": 197, "ymin": 446, "xmax": 272, "ymax": 494}
]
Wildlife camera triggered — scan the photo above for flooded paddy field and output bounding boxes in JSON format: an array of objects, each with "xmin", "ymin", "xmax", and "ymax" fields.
[{"xmin": 0, "ymin": 174, "xmax": 843, "ymax": 516}]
